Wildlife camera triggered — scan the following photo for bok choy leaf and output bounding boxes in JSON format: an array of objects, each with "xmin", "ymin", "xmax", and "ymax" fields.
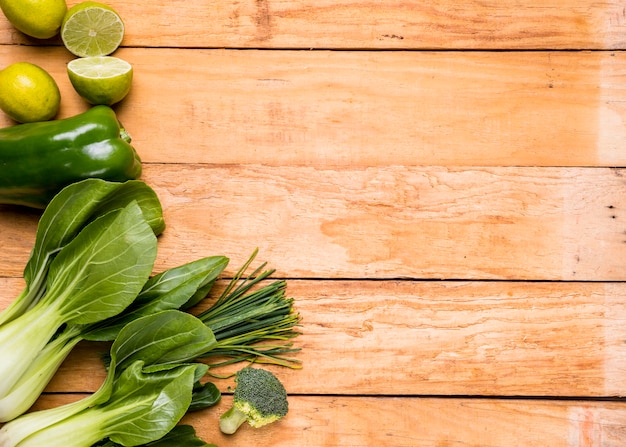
[
  {"xmin": 6, "ymin": 362, "xmax": 204, "ymax": 447},
  {"xmin": 0, "ymin": 179, "xmax": 164, "ymax": 327},
  {"xmin": 83, "ymin": 255, "xmax": 230, "ymax": 342}
]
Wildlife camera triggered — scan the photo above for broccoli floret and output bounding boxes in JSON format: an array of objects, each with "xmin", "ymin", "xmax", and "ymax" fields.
[{"xmin": 219, "ymin": 367, "xmax": 289, "ymax": 434}]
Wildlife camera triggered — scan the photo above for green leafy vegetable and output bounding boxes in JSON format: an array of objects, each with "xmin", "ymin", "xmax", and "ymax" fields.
[
  {"xmin": 9, "ymin": 362, "xmax": 202, "ymax": 447},
  {"xmin": 0, "ymin": 199, "xmax": 158, "ymax": 422},
  {"xmin": 0, "ymin": 310, "xmax": 217, "ymax": 447},
  {"xmin": 188, "ymin": 380, "xmax": 222, "ymax": 412},
  {"xmin": 0, "ymin": 254, "xmax": 229, "ymax": 422},
  {"xmin": 83, "ymin": 255, "xmax": 229, "ymax": 342},
  {"xmin": 0, "ymin": 179, "xmax": 164, "ymax": 421}
]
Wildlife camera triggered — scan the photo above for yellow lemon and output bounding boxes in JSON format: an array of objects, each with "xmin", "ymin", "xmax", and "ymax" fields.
[
  {"xmin": 67, "ymin": 56, "xmax": 133, "ymax": 105},
  {"xmin": 0, "ymin": 62, "xmax": 61, "ymax": 123},
  {"xmin": 0, "ymin": 0, "xmax": 67, "ymax": 39}
]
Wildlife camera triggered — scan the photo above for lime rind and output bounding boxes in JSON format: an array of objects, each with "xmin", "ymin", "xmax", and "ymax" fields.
[{"xmin": 61, "ymin": 7, "xmax": 124, "ymax": 57}]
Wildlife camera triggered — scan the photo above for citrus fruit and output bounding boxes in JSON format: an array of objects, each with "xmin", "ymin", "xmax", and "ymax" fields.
[
  {"xmin": 0, "ymin": 62, "xmax": 61, "ymax": 123},
  {"xmin": 67, "ymin": 56, "xmax": 133, "ymax": 105},
  {"xmin": 61, "ymin": 1, "xmax": 125, "ymax": 57},
  {"xmin": 0, "ymin": 0, "xmax": 67, "ymax": 39}
]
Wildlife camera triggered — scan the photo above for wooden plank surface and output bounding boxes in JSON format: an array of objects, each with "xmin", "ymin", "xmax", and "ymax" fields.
[
  {"xmin": 2, "ymin": 47, "xmax": 626, "ymax": 167},
  {"xmin": 1, "ymin": 0, "xmax": 626, "ymax": 445},
  {"xmin": 1, "ymin": 278, "xmax": 624, "ymax": 398},
  {"xmin": 28, "ymin": 394, "xmax": 626, "ymax": 447},
  {"xmin": 2, "ymin": 1, "xmax": 626, "ymax": 50},
  {"xmin": 2, "ymin": 165, "xmax": 625, "ymax": 281}
]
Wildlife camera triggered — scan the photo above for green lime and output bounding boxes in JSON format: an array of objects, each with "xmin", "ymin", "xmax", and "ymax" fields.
[
  {"xmin": 61, "ymin": 1, "xmax": 124, "ymax": 57},
  {"xmin": 67, "ymin": 56, "xmax": 133, "ymax": 105},
  {"xmin": 0, "ymin": 62, "xmax": 61, "ymax": 123},
  {"xmin": 0, "ymin": 0, "xmax": 67, "ymax": 39}
]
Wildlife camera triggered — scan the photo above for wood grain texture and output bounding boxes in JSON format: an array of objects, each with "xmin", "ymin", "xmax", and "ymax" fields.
[
  {"xmin": 1, "ymin": 0, "xmax": 626, "ymax": 443},
  {"xmin": 28, "ymin": 394, "xmax": 626, "ymax": 446},
  {"xmin": 139, "ymin": 165, "xmax": 626, "ymax": 281},
  {"xmin": 183, "ymin": 396, "xmax": 626, "ymax": 447},
  {"xmin": 2, "ymin": 47, "xmax": 626, "ymax": 167},
  {"xmin": 1, "ymin": 1, "xmax": 626, "ymax": 50},
  {"xmin": 2, "ymin": 278, "xmax": 626, "ymax": 398},
  {"xmin": 2, "ymin": 165, "xmax": 624, "ymax": 281}
]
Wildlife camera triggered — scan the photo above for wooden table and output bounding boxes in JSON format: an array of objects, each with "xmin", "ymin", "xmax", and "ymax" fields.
[{"xmin": 2, "ymin": 1, "xmax": 626, "ymax": 445}]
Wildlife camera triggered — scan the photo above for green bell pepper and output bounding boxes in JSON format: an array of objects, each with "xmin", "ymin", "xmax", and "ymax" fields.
[{"xmin": 0, "ymin": 105, "xmax": 142, "ymax": 208}]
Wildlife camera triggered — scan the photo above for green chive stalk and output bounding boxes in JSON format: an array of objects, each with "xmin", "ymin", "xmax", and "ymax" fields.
[{"xmin": 197, "ymin": 250, "xmax": 302, "ymax": 370}]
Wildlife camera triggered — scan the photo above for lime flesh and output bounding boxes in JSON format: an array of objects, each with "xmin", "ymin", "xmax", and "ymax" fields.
[{"xmin": 61, "ymin": 1, "xmax": 124, "ymax": 57}]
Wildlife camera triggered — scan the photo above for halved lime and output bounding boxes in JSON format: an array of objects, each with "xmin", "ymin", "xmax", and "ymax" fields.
[
  {"xmin": 67, "ymin": 56, "xmax": 133, "ymax": 105},
  {"xmin": 61, "ymin": 1, "xmax": 124, "ymax": 57}
]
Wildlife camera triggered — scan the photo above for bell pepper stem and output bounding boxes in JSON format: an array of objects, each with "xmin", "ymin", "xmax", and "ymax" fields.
[{"xmin": 120, "ymin": 127, "xmax": 132, "ymax": 143}]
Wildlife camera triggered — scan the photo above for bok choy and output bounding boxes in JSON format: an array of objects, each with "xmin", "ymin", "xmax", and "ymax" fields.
[
  {"xmin": 0, "ymin": 310, "xmax": 219, "ymax": 447},
  {"xmin": 0, "ymin": 254, "xmax": 229, "ymax": 422},
  {"xmin": 0, "ymin": 179, "xmax": 165, "ymax": 422}
]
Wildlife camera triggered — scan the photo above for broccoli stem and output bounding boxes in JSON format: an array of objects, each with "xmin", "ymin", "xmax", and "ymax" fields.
[{"xmin": 218, "ymin": 406, "xmax": 249, "ymax": 434}]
